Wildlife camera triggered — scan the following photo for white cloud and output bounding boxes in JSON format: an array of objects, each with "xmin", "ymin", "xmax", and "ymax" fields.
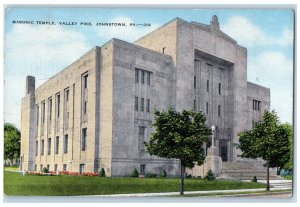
[
  {"xmin": 5, "ymin": 24, "xmax": 90, "ymax": 78},
  {"xmin": 95, "ymin": 16, "xmax": 160, "ymax": 43},
  {"xmin": 4, "ymin": 24, "xmax": 90, "ymax": 128},
  {"xmin": 247, "ymin": 51, "xmax": 294, "ymax": 124},
  {"xmin": 222, "ymin": 16, "xmax": 293, "ymax": 47}
]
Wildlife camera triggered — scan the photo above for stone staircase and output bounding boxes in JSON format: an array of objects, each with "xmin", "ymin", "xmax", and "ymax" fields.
[{"xmin": 219, "ymin": 161, "xmax": 284, "ymax": 180}]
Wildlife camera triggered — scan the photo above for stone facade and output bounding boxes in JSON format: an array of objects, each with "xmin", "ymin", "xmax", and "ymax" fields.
[{"xmin": 20, "ymin": 16, "xmax": 270, "ymax": 177}]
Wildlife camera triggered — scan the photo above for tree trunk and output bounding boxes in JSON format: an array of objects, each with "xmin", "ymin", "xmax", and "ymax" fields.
[
  {"xmin": 180, "ymin": 163, "xmax": 185, "ymax": 195},
  {"xmin": 266, "ymin": 163, "xmax": 270, "ymax": 191}
]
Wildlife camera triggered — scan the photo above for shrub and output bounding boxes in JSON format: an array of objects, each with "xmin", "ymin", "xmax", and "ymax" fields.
[
  {"xmin": 131, "ymin": 168, "xmax": 139, "ymax": 177},
  {"xmin": 99, "ymin": 168, "xmax": 106, "ymax": 177},
  {"xmin": 204, "ymin": 170, "xmax": 216, "ymax": 181},
  {"xmin": 42, "ymin": 167, "xmax": 49, "ymax": 173},
  {"xmin": 145, "ymin": 172, "xmax": 157, "ymax": 178},
  {"xmin": 160, "ymin": 169, "xmax": 167, "ymax": 178},
  {"xmin": 251, "ymin": 176, "xmax": 257, "ymax": 183},
  {"xmin": 186, "ymin": 174, "xmax": 192, "ymax": 179}
]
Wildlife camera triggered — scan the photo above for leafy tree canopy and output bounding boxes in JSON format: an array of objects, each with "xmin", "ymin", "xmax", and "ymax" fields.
[
  {"xmin": 4, "ymin": 123, "xmax": 21, "ymax": 161},
  {"xmin": 145, "ymin": 106, "xmax": 211, "ymax": 168}
]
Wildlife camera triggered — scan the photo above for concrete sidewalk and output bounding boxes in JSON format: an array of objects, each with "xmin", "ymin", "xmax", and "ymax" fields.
[{"xmin": 79, "ymin": 180, "xmax": 292, "ymax": 197}]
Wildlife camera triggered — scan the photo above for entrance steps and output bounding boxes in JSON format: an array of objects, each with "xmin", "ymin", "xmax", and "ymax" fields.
[{"xmin": 219, "ymin": 161, "xmax": 284, "ymax": 180}]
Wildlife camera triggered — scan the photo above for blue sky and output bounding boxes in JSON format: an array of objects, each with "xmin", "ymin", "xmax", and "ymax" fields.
[{"xmin": 4, "ymin": 8, "xmax": 294, "ymax": 128}]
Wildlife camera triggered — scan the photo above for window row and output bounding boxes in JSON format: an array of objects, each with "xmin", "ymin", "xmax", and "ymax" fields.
[
  {"xmin": 35, "ymin": 135, "xmax": 68, "ymax": 156},
  {"xmin": 194, "ymin": 102, "xmax": 222, "ymax": 117},
  {"xmin": 253, "ymin": 99, "xmax": 261, "ymax": 111},
  {"xmin": 35, "ymin": 72, "xmax": 89, "ymax": 137},
  {"xmin": 194, "ymin": 77, "xmax": 222, "ymax": 95},
  {"xmin": 35, "ymin": 128, "xmax": 87, "ymax": 156},
  {"xmin": 34, "ymin": 163, "xmax": 85, "ymax": 173},
  {"xmin": 134, "ymin": 97, "xmax": 151, "ymax": 112},
  {"xmin": 135, "ymin": 68, "xmax": 151, "ymax": 85}
]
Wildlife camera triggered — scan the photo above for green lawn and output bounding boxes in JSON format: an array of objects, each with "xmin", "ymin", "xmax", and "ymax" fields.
[
  {"xmin": 4, "ymin": 166, "xmax": 19, "ymax": 171},
  {"xmin": 4, "ymin": 171, "xmax": 266, "ymax": 196}
]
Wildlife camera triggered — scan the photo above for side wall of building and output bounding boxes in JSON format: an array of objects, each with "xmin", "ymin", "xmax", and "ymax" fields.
[
  {"xmin": 247, "ymin": 82, "xmax": 271, "ymax": 128},
  {"xmin": 110, "ymin": 39, "xmax": 180, "ymax": 177},
  {"xmin": 26, "ymin": 48, "xmax": 100, "ymax": 173}
]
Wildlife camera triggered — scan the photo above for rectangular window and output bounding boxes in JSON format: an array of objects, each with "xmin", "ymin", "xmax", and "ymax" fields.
[
  {"xmin": 138, "ymin": 126, "xmax": 145, "ymax": 150},
  {"xmin": 83, "ymin": 74, "xmax": 88, "ymax": 89},
  {"xmin": 219, "ymin": 83, "xmax": 221, "ymax": 95},
  {"xmin": 135, "ymin": 69, "xmax": 139, "ymax": 83},
  {"xmin": 64, "ymin": 134, "xmax": 68, "ymax": 154},
  {"xmin": 162, "ymin": 47, "xmax": 166, "ymax": 54},
  {"xmin": 63, "ymin": 164, "xmax": 67, "ymax": 171},
  {"xmin": 140, "ymin": 164, "xmax": 146, "ymax": 175},
  {"xmin": 34, "ymin": 164, "xmax": 37, "ymax": 171},
  {"xmin": 42, "ymin": 102, "xmax": 45, "ymax": 124},
  {"xmin": 35, "ymin": 141, "xmax": 38, "ymax": 156},
  {"xmin": 65, "ymin": 89, "xmax": 69, "ymax": 102},
  {"xmin": 207, "ymin": 80, "xmax": 209, "ymax": 92},
  {"xmin": 55, "ymin": 136, "xmax": 59, "ymax": 154},
  {"xmin": 82, "ymin": 128, "xmax": 87, "ymax": 151},
  {"xmin": 41, "ymin": 139, "xmax": 44, "ymax": 155},
  {"xmin": 147, "ymin": 72, "xmax": 151, "ymax": 85},
  {"xmin": 134, "ymin": 96, "xmax": 139, "ymax": 111},
  {"xmin": 194, "ymin": 76, "xmax": 196, "ymax": 89},
  {"xmin": 141, "ymin": 70, "xmax": 145, "ymax": 84},
  {"xmin": 79, "ymin": 164, "xmax": 85, "ymax": 174},
  {"xmin": 48, "ymin": 97, "xmax": 52, "ymax": 121},
  {"xmin": 47, "ymin": 138, "xmax": 51, "ymax": 155},
  {"xmin": 56, "ymin": 94, "xmax": 60, "ymax": 118},
  {"xmin": 194, "ymin": 99, "xmax": 196, "ymax": 111},
  {"xmin": 258, "ymin": 101, "xmax": 261, "ymax": 111},
  {"xmin": 218, "ymin": 105, "xmax": 221, "ymax": 117},
  {"xmin": 141, "ymin": 98, "xmax": 144, "ymax": 112},
  {"xmin": 84, "ymin": 101, "xmax": 87, "ymax": 114},
  {"xmin": 252, "ymin": 99, "xmax": 261, "ymax": 111},
  {"xmin": 146, "ymin": 99, "xmax": 150, "ymax": 113},
  {"xmin": 40, "ymin": 164, "xmax": 43, "ymax": 172},
  {"xmin": 47, "ymin": 164, "xmax": 50, "ymax": 171},
  {"xmin": 206, "ymin": 103, "xmax": 209, "ymax": 114},
  {"xmin": 54, "ymin": 164, "xmax": 58, "ymax": 173}
]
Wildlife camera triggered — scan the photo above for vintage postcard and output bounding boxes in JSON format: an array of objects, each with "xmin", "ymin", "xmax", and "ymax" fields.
[{"xmin": 3, "ymin": 6, "xmax": 294, "ymax": 201}]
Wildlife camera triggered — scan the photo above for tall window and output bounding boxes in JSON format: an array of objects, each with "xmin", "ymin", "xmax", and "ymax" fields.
[
  {"xmin": 138, "ymin": 126, "xmax": 145, "ymax": 150},
  {"xmin": 83, "ymin": 74, "xmax": 88, "ymax": 89},
  {"xmin": 35, "ymin": 141, "xmax": 38, "ymax": 156},
  {"xmin": 63, "ymin": 164, "xmax": 67, "ymax": 171},
  {"xmin": 146, "ymin": 99, "xmax": 150, "ymax": 113},
  {"xmin": 207, "ymin": 80, "xmax": 209, "ymax": 92},
  {"xmin": 40, "ymin": 164, "xmax": 43, "ymax": 172},
  {"xmin": 194, "ymin": 99, "xmax": 196, "ymax": 111},
  {"xmin": 56, "ymin": 94, "xmax": 60, "ymax": 118},
  {"xmin": 141, "ymin": 70, "xmax": 145, "ymax": 84},
  {"xmin": 206, "ymin": 102, "xmax": 209, "ymax": 114},
  {"xmin": 79, "ymin": 164, "xmax": 85, "ymax": 174},
  {"xmin": 54, "ymin": 164, "xmax": 58, "ymax": 172},
  {"xmin": 47, "ymin": 164, "xmax": 50, "ymax": 171},
  {"xmin": 135, "ymin": 69, "xmax": 139, "ymax": 83},
  {"xmin": 218, "ymin": 83, "xmax": 221, "ymax": 95},
  {"xmin": 134, "ymin": 96, "xmax": 139, "ymax": 111},
  {"xmin": 83, "ymin": 101, "xmax": 87, "ymax": 114},
  {"xmin": 64, "ymin": 134, "xmax": 68, "ymax": 154},
  {"xmin": 218, "ymin": 105, "xmax": 221, "ymax": 117},
  {"xmin": 42, "ymin": 102, "xmax": 45, "ymax": 124},
  {"xmin": 147, "ymin": 72, "xmax": 151, "ymax": 85},
  {"xmin": 41, "ymin": 139, "xmax": 44, "ymax": 155},
  {"xmin": 82, "ymin": 128, "xmax": 87, "ymax": 151},
  {"xmin": 194, "ymin": 76, "xmax": 196, "ymax": 89},
  {"xmin": 47, "ymin": 138, "xmax": 51, "ymax": 155},
  {"xmin": 55, "ymin": 136, "xmax": 59, "ymax": 154},
  {"xmin": 141, "ymin": 98, "xmax": 144, "ymax": 112},
  {"xmin": 48, "ymin": 97, "xmax": 52, "ymax": 122},
  {"xmin": 140, "ymin": 164, "xmax": 146, "ymax": 175}
]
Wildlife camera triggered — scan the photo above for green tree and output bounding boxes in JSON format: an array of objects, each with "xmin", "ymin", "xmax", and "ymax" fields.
[
  {"xmin": 145, "ymin": 107, "xmax": 210, "ymax": 195},
  {"xmin": 4, "ymin": 123, "xmax": 21, "ymax": 163},
  {"xmin": 237, "ymin": 111, "xmax": 292, "ymax": 191},
  {"xmin": 282, "ymin": 123, "xmax": 293, "ymax": 172}
]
